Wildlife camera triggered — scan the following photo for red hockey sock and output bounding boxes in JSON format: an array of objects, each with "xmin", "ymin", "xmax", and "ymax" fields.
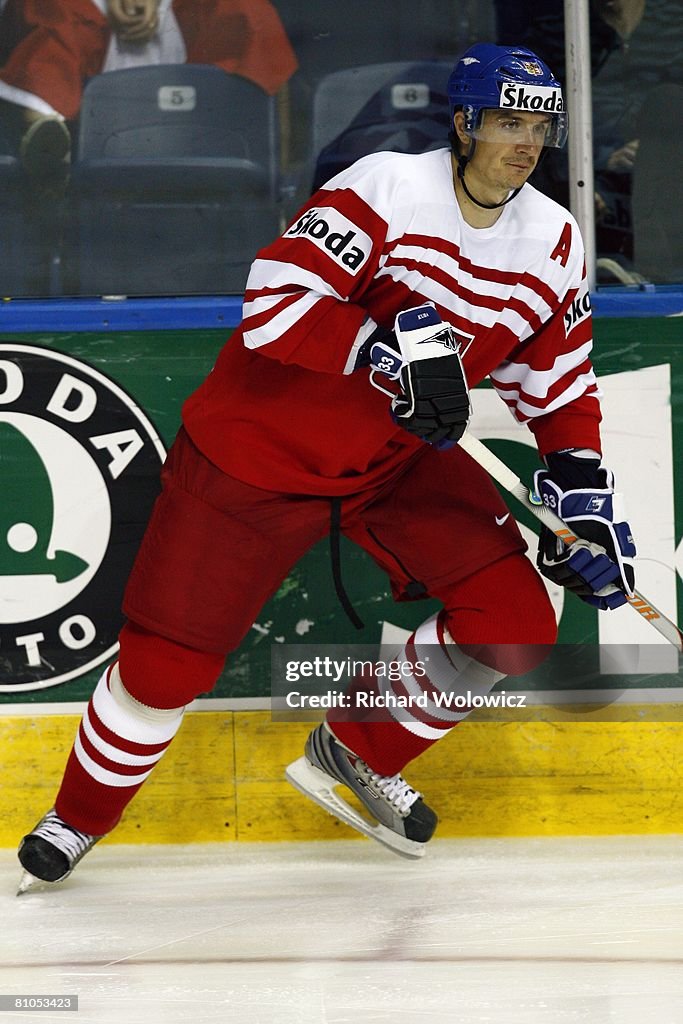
[
  {"xmin": 328, "ymin": 555, "xmax": 557, "ymax": 776},
  {"xmin": 328, "ymin": 617, "xmax": 465, "ymax": 775},
  {"xmin": 326, "ymin": 683, "xmax": 425, "ymax": 775},
  {"xmin": 55, "ymin": 664, "xmax": 185, "ymax": 836}
]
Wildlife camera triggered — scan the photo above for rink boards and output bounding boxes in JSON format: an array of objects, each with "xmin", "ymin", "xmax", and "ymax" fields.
[
  {"xmin": 1, "ymin": 301, "xmax": 682, "ymax": 842},
  {"xmin": 1, "ymin": 706, "xmax": 683, "ymax": 845}
]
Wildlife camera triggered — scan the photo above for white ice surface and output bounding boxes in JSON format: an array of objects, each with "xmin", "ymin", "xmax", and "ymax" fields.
[{"xmin": 2, "ymin": 836, "xmax": 683, "ymax": 1024}]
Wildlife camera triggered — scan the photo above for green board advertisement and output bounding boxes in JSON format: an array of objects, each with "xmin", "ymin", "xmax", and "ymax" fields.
[{"xmin": 1, "ymin": 316, "xmax": 681, "ymax": 702}]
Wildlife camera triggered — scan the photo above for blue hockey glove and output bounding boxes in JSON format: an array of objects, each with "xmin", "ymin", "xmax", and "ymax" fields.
[
  {"xmin": 366, "ymin": 327, "xmax": 405, "ymax": 382},
  {"xmin": 534, "ymin": 451, "xmax": 636, "ymax": 610},
  {"xmin": 354, "ymin": 319, "xmax": 403, "ymax": 377}
]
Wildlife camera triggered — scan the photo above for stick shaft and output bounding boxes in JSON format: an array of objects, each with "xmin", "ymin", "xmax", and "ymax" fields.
[{"xmin": 459, "ymin": 432, "xmax": 683, "ymax": 652}]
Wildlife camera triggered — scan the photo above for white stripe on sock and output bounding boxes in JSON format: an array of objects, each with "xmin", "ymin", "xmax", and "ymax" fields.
[
  {"xmin": 81, "ymin": 706, "xmax": 170, "ymax": 768},
  {"xmin": 380, "ymin": 613, "xmax": 507, "ymax": 738},
  {"xmin": 74, "ymin": 732, "xmax": 156, "ymax": 788},
  {"xmin": 92, "ymin": 669, "xmax": 183, "ymax": 746},
  {"xmin": 73, "ymin": 666, "xmax": 184, "ymax": 786}
]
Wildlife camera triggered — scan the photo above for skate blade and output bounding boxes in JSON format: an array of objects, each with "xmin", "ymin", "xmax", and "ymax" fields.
[
  {"xmin": 16, "ymin": 869, "xmax": 58, "ymax": 896},
  {"xmin": 285, "ymin": 756, "xmax": 426, "ymax": 860}
]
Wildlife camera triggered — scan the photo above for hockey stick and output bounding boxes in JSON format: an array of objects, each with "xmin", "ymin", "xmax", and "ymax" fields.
[{"xmin": 458, "ymin": 432, "xmax": 683, "ymax": 653}]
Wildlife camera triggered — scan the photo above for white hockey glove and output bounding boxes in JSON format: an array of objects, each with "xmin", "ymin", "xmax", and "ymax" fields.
[
  {"xmin": 534, "ymin": 451, "xmax": 636, "ymax": 610},
  {"xmin": 362, "ymin": 305, "xmax": 471, "ymax": 447}
]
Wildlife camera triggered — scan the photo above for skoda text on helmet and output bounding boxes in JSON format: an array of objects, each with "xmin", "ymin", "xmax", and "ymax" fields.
[{"xmin": 446, "ymin": 43, "xmax": 569, "ymax": 210}]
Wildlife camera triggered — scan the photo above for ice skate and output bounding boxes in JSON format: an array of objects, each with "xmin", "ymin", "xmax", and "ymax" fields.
[
  {"xmin": 285, "ymin": 723, "xmax": 437, "ymax": 859},
  {"xmin": 17, "ymin": 809, "xmax": 102, "ymax": 894}
]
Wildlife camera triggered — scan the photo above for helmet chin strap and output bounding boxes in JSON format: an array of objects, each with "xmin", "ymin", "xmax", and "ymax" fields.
[
  {"xmin": 450, "ymin": 135, "xmax": 522, "ymax": 209},
  {"xmin": 456, "ymin": 153, "xmax": 522, "ymax": 210}
]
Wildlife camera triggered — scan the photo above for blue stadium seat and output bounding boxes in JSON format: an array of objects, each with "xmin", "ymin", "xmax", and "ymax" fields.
[
  {"xmin": 66, "ymin": 64, "xmax": 282, "ymax": 296},
  {"xmin": 309, "ymin": 60, "xmax": 454, "ymax": 194}
]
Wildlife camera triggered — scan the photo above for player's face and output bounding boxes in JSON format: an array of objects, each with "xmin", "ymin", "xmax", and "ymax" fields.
[{"xmin": 455, "ymin": 109, "xmax": 549, "ymax": 199}]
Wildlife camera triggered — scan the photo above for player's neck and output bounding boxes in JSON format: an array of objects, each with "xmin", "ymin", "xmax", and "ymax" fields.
[{"xmin": 451, "ymin": 154, "xmax": 506, "ymax": 229}]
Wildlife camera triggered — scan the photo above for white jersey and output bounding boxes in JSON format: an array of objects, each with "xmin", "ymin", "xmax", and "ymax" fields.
[{"xmin": 185, "ymin": 148, "xmax": 601, "ymax": 494}]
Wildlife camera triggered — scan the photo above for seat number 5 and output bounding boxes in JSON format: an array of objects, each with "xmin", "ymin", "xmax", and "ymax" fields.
[{"xmin": 158, "ymin": 86, "xmax": 197, "ymax": 112}]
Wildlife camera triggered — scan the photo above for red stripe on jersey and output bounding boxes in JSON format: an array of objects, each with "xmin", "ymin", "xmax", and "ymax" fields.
[
  {"xmin": 362, "ymin": 275, "xmax": 523, "ymax": 387},
  {"xmin": 519, "ymin": 314, "xmax": 592, "ymax": 366},
  {"xmin": 491, "ymin": 359, "xmax": 597, "ymax": 411},
  {"xmin": 261, "ymin": 186, "xmax": 390, "ymax": 299},
  {"xmin": 519, "ymin": 360, "xmax": 594, "ymax": 410},
  {"xmin": 260, "ymin": 240, "xmax": 361, "ymax": 298},
  {"xmin": 315, "ymin": 185, "xmax": 391, "ymax": 237},
  {"xmin": 241, "ymin": 289, "xmax": 306, "ymax": 334},
  {"xmin": 244, "ymin": 282, "xmax": 307, "ymax": 304},
  {"xmin": 504, "ymin": 402, "xmax": 532, "ymax": 422},
  {"xmin": 564, "ymin": 315, "xmax": 593, "ymax": 350},
  {"xmin": 382, "ymin": 254, "xmax": 545, "ymax": 334},
  {"xmin": 490, "ymin": 352, "xmax": 593, "ymax": 395},
  {"xmin": 506, "ymin": 292, "xmax": 592, "ymax": 371},
  {"xmin": 78, "ymin": 722, "xmax": 164, "ymax": 777},
  {"xmin": 384, "ymin": 233, "xmax": 561, "ymax": 310},
  {"xmin": 366, "ymin": 275, "xmax": 496, "ymax": 344},
  {"xmin": 498, "ymin": 381, "xmax": 600, "ymax": 423},
  {"xmin": 363, "ymin": 276, "xmax": 491, "ymax": 342}
]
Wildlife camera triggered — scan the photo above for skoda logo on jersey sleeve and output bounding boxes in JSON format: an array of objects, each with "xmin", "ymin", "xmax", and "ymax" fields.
[{"xmin": 0, "ymin": 344, "xmax": 165, "ymax": 692}]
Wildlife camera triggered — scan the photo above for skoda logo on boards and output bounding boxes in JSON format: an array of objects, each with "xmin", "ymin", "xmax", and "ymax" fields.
[{"xmin": 0, "ymin": 344, "xmax": 165, "ymax": 692}]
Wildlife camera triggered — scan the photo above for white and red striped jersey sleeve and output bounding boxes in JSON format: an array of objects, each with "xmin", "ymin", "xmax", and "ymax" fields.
[
  {"xmin": 488, "ymin": 214, "xmax": 602, "ymax": 456},
  {"xmin": 241, "ymin": 157, "xmax": 397, "ymax": 375}
]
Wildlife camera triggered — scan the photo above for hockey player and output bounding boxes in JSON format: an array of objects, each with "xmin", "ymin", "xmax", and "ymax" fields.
[{"xmin": 17, "ymin": 44, "xmax": 636, "ymax": 888}]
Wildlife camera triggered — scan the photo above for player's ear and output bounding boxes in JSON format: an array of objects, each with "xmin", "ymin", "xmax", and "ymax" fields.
[{"xmin": 452, "ymin": 111, "xmax": 470, "ymax": 148}]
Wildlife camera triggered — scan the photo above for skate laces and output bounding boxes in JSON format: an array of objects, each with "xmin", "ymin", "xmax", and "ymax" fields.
[
  {"xmin": 33, "ymin": 810, "xmax": 95, "ymax": 860},
  {"xmin": 360, "ymin": 765, "xmax": 420, "ymax": 816}
]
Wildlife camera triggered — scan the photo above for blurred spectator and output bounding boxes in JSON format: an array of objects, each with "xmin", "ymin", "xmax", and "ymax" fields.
[
  {"xmin": 495, "ymin": 0, "xmax": 645, "ymax": 271},
  {"xmin": 630, "ymin": 80, "xmax": 683, "ymax": 282},
  {"xmin": 494, "ymin": 0, "xmax": 644, "ymax": 76},
  {"xmin": 590, "ymin": 0, "xmax": 683, "ymax": 276},
  {"xmin": 591, "ymin": 0, "xmax": 682, "ymax": 163},
  {"xmin": 0, "ymin": 0, "xmax": 297, "ymax": 184},
  {"xmin": 310, "ymin": 62, "xmax": 451, "ymax": 194}
]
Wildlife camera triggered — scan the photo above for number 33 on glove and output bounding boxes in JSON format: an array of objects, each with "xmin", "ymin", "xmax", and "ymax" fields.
[
  {"xmin": 533, "ymin": 466, "xmax": 636, "ymax": 610},
  {"xmin": 369, "ymin": 305, "xmax": 471, "ymax": 446}
]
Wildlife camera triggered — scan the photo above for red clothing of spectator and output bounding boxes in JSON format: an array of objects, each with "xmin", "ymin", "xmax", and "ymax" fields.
[{"xmin": 0, "ymin": 0, "xmax": 297, "ymax": 120}]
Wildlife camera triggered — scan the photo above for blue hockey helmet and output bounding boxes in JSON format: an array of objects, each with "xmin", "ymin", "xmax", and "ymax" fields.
[{"xmin": 447, "ymin": 43, "xmax": 568, "ymax": 148}]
